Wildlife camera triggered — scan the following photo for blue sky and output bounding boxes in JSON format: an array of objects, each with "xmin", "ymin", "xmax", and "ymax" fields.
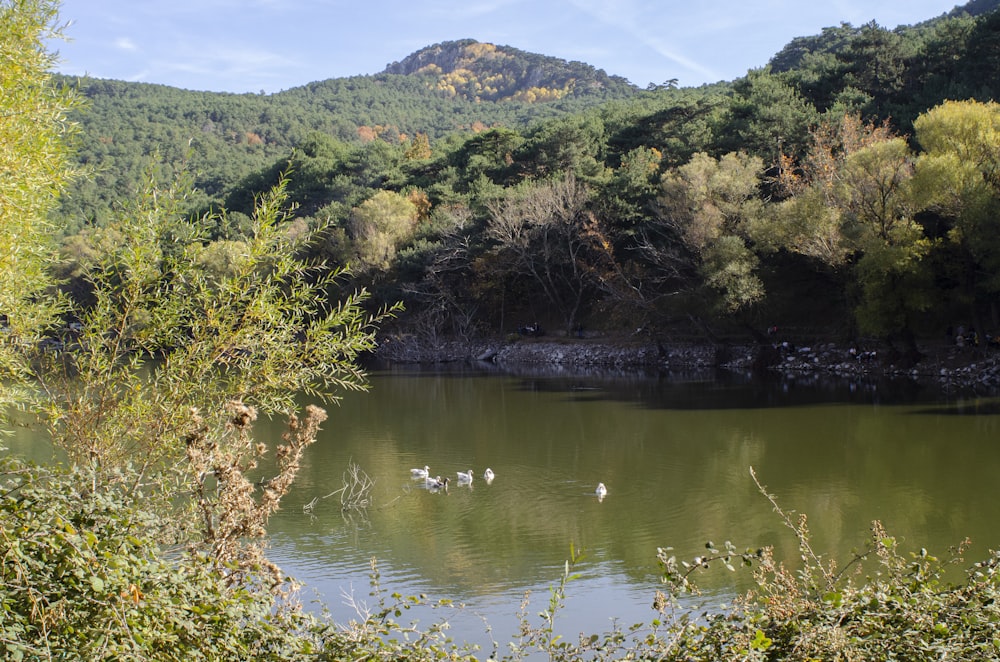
[{"xmin": 53, "ymin": 0, "xmax": 963, "ymax": 94}]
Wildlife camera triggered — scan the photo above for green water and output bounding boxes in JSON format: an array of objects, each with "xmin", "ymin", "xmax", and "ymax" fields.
[
  {"xmin": 9, "ymin": 364, "xmax": 998, "ymax": 649},
  {"xmin": 257, "ymin": 365, "xmax": 1000, "ymax": 647}
]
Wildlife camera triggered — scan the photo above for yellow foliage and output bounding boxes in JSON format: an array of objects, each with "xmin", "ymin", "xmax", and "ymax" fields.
[
  {"xmin": 512, "ymin": 84, "xmax": 571, "ymax": 103},
  {"xmin": 404, "ymin": 133, "xmax": 432, "ymax": 161},
  {"xmin": 460, "ymin": 42, "xmax": 511, "ymax": 69},
  {"xmin": 407, "ymin": 188, "xmax": 432, "ymax": 221}
]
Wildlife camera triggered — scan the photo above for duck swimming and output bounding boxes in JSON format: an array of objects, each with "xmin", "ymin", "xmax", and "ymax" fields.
[
  {"xmin": 456, "ymin": 469, "xmax": 474, "ymax": 484},
  {"xmin": 483, "ymin": 468, "xmax": 495, "ymax": 483},
  {"xmin": 410, "ymin": 466, "xmax": 430, "ymax": 479},
  {"xmin": 427, "ymin": 476, "xmax": 449, "ymax": 490},
  {"xmin": 595, "ymin": 483, "xmax": 608, "ymax": 499}
]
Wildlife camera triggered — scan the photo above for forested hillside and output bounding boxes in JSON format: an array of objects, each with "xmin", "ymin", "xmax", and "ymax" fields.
[
  {"xmin": 55, "ymin": 0, "xmax": 1000, "ymax": 355},
  {"xmin": 56, "ymin": 42, "xmax": 640, "ymax": 228}
]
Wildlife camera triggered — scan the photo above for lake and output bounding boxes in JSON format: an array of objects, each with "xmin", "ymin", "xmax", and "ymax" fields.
[{"xmin": 255, "ymin": 362, "xmax": 1000, "ymax": 652}]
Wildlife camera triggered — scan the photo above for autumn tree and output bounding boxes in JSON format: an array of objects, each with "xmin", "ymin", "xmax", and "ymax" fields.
[
  {"xmin": 404, "ymin": 132, "xmax": 432, "ymax": 160},
  {"xmin": 484, "ymin": 174, "xmax": 614, "ymax": 333},
  {"xmin": 764, "ymin": 114, "xmax": 929, "ymax": 345}
]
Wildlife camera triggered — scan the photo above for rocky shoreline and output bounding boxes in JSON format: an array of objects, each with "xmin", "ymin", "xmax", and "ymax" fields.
[{"xmin": 374, "ymin": 333, "xmax": 1000, "ymax": 394}]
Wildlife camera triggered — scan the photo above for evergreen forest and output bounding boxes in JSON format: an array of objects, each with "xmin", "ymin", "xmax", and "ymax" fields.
[{"xmin": 53, "ymin": 0, "xmax": 1000, "ymax": 353}]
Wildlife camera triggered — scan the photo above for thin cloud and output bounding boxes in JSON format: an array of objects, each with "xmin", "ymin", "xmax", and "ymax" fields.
[
  {"xmin": 148, "ymin": 44, "xmax": 299, "ymax": 91},
  {"xmin": 420, "ymin": 0, "xmax": 530, "ymax": 20},
  {"xmin": 113, "ymin": 37, "xmax": 137, "ymax": 52},
  {"xmin": 563, "ymin": 0, "xmax": 721, "ymax": 81}
]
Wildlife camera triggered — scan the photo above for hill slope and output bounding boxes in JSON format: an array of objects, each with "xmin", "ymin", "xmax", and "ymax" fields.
[
  {"xmin": 382, "ymin": 39, "xmax": 635, "ymax": 102},
  {"xmin": 57, "ymin": 41, "xmax": 640, "ymax": 227}
]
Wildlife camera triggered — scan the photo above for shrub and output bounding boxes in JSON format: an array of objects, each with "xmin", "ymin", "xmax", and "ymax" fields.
[{"xmin": 0, "ymin": 457, "xmax": 320, "ymax": 661}]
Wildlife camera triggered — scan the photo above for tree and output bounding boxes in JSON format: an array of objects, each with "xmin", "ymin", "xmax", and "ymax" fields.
[
  {"xmin": 403, "ymin": 131, "xmax": 432, "ymax": 161},
  {"xmin": 955, "ymin": 11, "xmax": 1000, "ymax": 103},
  {"xmin": 912, "ymin": 99, "xmax": 1000, "ymax": 332},
  {"xmin": 764, "ymin": 114, "xmax": 929, "ymax": 345},
  {"xmin": 485, "ymin": 175, "xmax": 614, "ymax": 332},
  {"xmin": 838, "ymin": 22, "xmax": 910, "ymax": 117},
  {"xmin": 651, "ymin": 151, "xmax": 766, "ymax": 316},
  {"xmin": 396, "ymin": 205, "xmax": 482, "ymax": 339},
  {"xmin": 0, "ymin": 3, "xmax": 397, "ymax": 656},
  {"xmin": 715, "ymin": 68, "xmax": 819, "ymax": 163},
  {"xmin": 451, "ymin": 126, "xmax": 523, "ymax": 185},
  {"xmin": 843, "ymin": 139, "xmax": 932, "ymax": 345},
  {"xmin": 0, "ymin": 0, "xmax": 80, "ymax": 409},
  {"xmin": 517, "ymin": 113, "xmax": 609, "ymax": 182},
  {"xmin": 350, "ymin": 189, "xmax": 420, "ymax": 271}
]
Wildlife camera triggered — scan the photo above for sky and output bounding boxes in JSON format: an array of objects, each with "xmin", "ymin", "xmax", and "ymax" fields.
[{"xmin": 51, "ymin": 0, "xmax": 965, "ymax": 94}]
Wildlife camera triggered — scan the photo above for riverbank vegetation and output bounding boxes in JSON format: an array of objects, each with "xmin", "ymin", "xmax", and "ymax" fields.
[{"xmin": 5, "ymin": 0, "xmax": 1000, "ymax": 658}]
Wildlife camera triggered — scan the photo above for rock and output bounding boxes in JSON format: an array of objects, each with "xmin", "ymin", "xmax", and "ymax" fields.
[{"xmin": 374, "ymin": 333, "xmax": 1000, "ymax": 394}]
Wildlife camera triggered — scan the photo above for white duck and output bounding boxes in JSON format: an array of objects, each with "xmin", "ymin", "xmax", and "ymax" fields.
[
  {"xmin": 456, "ymin": 469, "xmax": 474, "ymax": 484},
  {"xmin": 410, "ymin": 465, "xmax": 430, "ymax": 479},
  {"xmin": 483, "ymin": 468, "xmax": 495, "ymax": 483},
  {"xmin": 595, "ymin": 482, "xmax": 608, "ymax": 499}
]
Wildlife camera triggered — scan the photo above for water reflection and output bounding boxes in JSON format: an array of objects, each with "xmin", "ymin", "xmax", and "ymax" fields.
[{"xmin": 260, "ymin": 364, "xmax": 1000, "ymax": 648}]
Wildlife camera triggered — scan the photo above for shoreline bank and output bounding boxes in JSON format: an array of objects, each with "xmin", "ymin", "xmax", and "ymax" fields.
[{"xmin": 374, "ymin": 333, "xmax": 1000, "ymax": 394}]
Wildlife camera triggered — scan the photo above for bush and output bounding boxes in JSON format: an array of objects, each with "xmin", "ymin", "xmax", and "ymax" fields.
[{"xmin": 0, "ymin": 457, "xmax": 320, "ymax": 661}]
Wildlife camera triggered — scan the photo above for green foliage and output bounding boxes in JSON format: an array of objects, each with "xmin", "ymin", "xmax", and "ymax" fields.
[
  {"xmin": 716, "ymin": 68, "xmax": 819, "ymax": 162},
  {"xmin": 0, "ymin": 457, "xmax": 321, "ymax": 661},
  {"xmin": 652, "ymin": 151, "xmax": 766, "ymax": 314},
  {"xmin": 26, "ymin": 170, "xmax": 396, "ymax": 484},
  {"xmin": 516, "ymin": 112, "xmax": 610, "ymax": 182},
  {"xmin": 49, "ymin": 2, "xmax": 1000, "ymax": 340},
  {"xmin": 54, "ymin": 38, "xmax": 639, "ymax": 228},
  {"xmin": 449, "ymin": 126, "xmax": 524, "ymax": 185},
  {"xmin": 350, "ymin": 189, "xmax": 420, "ymax": 271},
  {"xmin": 0, "ymin": 0, "xmax": 80, "ymax": 391}
]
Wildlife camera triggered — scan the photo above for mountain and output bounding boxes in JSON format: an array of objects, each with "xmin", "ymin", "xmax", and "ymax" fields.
[
  {"xmin": 56, "ymin": 41, "xmax": 641, "ymax": 227},
  {"xmin": 55, "ymin": 0, "xmax": 1000, "ymax": 229},
  {"xmin": 381, "ymin": 39, "xmax": 636, "ymax": 102}
]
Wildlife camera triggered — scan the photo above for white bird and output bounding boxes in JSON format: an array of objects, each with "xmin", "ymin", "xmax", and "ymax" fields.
[
  {"xmin": 411, "ymin": 465, "xmax": 430, "ymax": 479},
  {"xmin": 456, "ymin": 469, "xmax": 474, "ymax": 484},
  {"xmin": 595, "ymin": 483, "xmax": 608, "ymax": 499},
  {"xmin": 483, "ymin": 468, "xmax": 495, "ymax": 483}
]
